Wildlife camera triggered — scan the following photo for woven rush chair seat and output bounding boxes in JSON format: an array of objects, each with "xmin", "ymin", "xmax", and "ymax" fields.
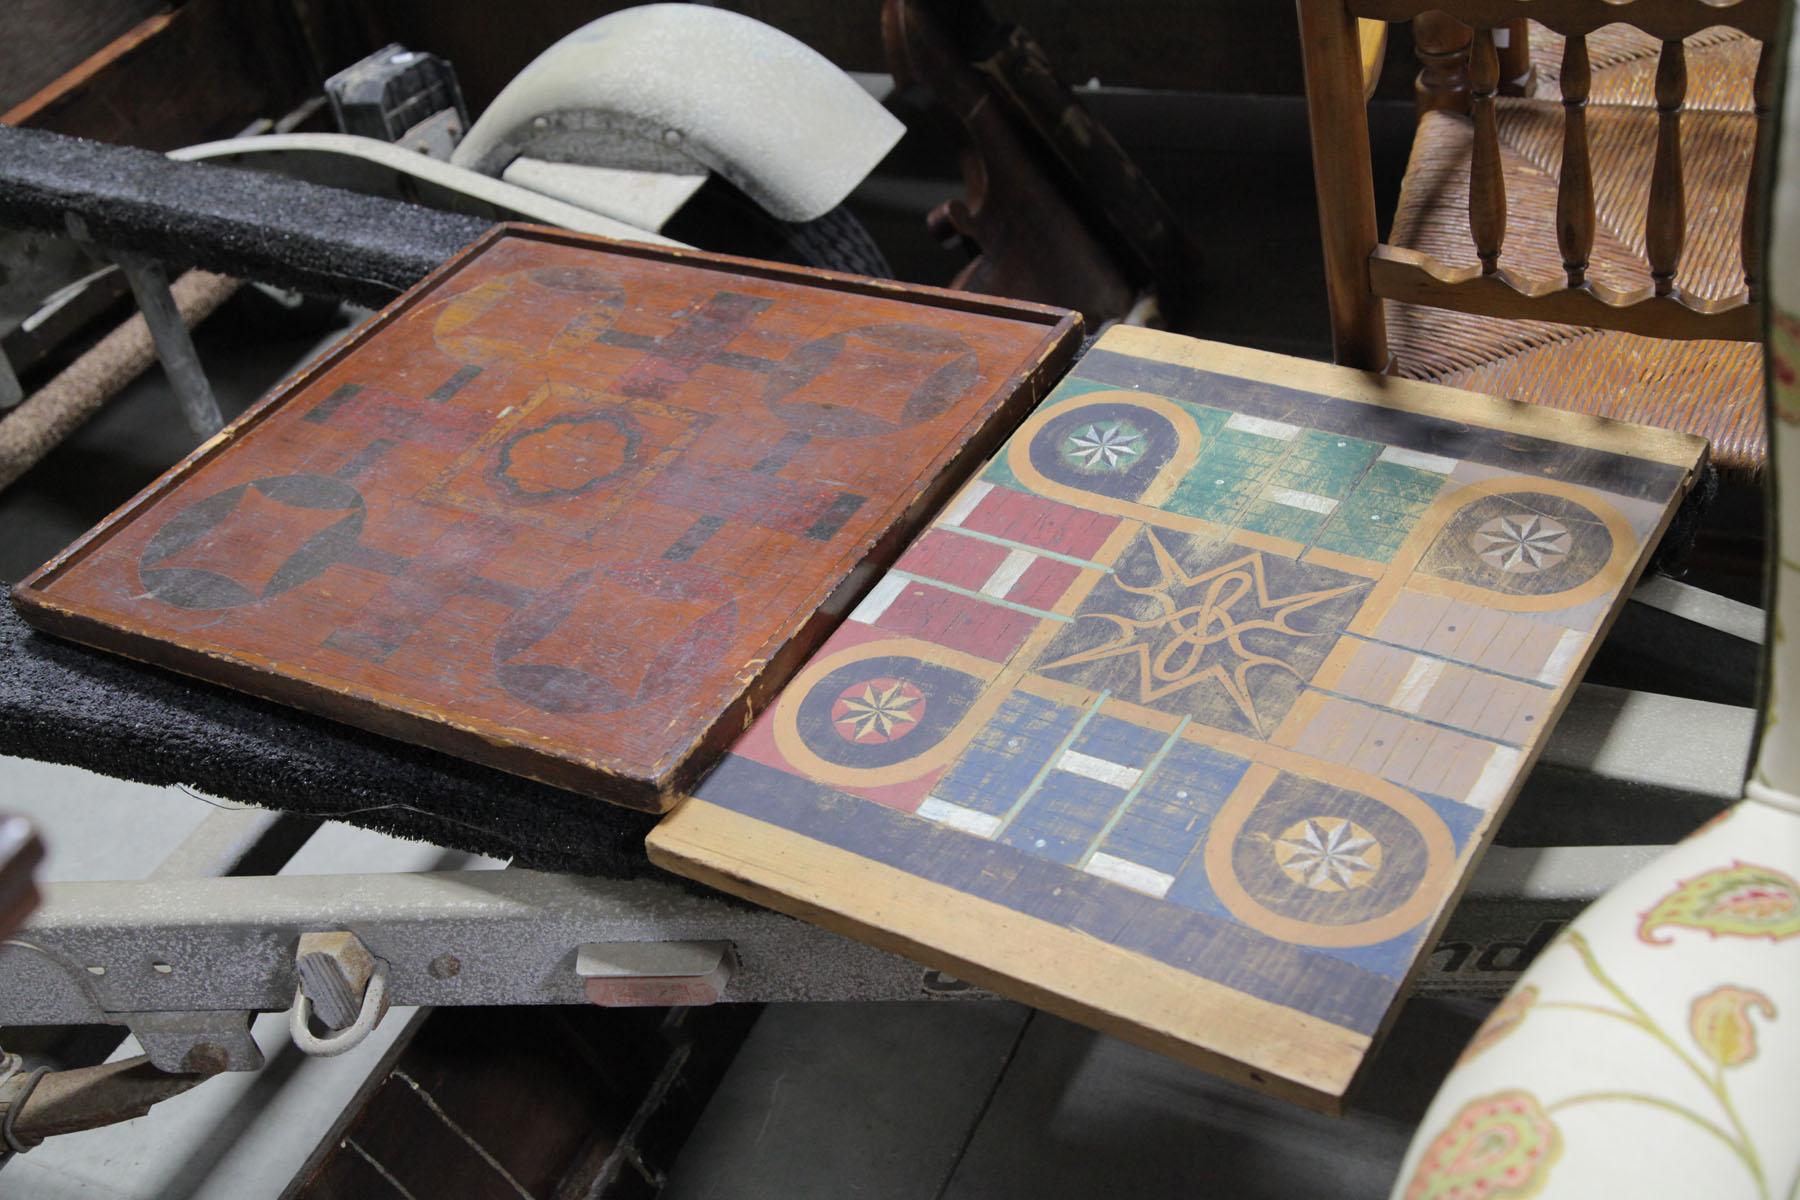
[
  {"xmin": 1526, "ymin": 20, "xmax": 1759, "ymax": 111},
  {"xmin": 1385, "ymin": 91, "xmax": 1766, "ymax": 481}
]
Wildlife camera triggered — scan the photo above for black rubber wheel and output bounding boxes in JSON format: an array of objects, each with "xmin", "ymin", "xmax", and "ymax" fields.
[{"xmin": 662, "ymin": 175, "xmax": 893, "ymax": 278}]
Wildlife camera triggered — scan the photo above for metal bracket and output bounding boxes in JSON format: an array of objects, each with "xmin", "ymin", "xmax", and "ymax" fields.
[{"xmin": 577, "ymin": 940, "xmax": 736, "ymax": 1006}]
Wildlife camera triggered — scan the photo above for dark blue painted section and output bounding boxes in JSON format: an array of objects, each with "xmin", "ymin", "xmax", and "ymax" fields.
[
  {"xmin": 1069, "ymin": 713, "xmax": 1169, "ymax": 765},
  {"xmin": 1070, "ymin": 350, "xmax": 1687, "ymax": 502},
  {"xmin": 1097, "ymin": 740, "xmax": 1250, "ymax": 876},
  {"xmin": 695, "ymin": 754, "xmax": 1398, "ymax": 1034},
  {"xmin": 1000, "ymin": 770, "xmax": 1123, "ymax": 865},
  {"xmin": 931, "ymin": 692, "xmax": 1082, "ymax": 817}
]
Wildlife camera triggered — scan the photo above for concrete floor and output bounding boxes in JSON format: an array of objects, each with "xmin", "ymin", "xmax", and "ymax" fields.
[{"xmin": 0, "ymin": 87, "xmax": 1476, "ymax": 1197}]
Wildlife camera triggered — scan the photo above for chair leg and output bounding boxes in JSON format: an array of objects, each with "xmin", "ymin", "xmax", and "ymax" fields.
[{"xmin": 1297, "ymin": 0, "xmax": 1391, "ymax": 371}]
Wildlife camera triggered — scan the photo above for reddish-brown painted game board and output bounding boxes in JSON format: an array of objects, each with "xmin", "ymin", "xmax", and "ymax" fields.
[{"xmin": 12, "ymin": 226, "xmax": 1079, "ymax": 811}]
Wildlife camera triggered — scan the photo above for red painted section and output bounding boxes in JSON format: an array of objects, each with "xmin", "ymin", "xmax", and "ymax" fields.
[
  {"xmin": 874, "ymin": 580, "xmax": 1037, "ymax": 662},
  {"xmin": 960, "ymin": 485, "xmax": 1120, "ymax": 559}
]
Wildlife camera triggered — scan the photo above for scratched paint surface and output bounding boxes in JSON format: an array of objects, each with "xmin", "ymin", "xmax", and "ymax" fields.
[
  {"xmin": 17, "ymin": 232, "xmax": 1071, "ymax": 806},
  {"xmin": 686, "ymin": 330, "xmax": 1695, "ymax": 1042}
]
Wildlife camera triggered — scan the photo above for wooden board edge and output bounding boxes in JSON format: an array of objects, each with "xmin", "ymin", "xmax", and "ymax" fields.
[
  {"xmin": 7, "ymin": 586, "xmax": 674, "ymax": 811},
  {"xmin": 1093, "ymin": 326, "xmax": 1712, "ymax": 471},
  {"xmin": 647, "ymin": 799, "xmax": 1366, "ymax": 1113},
  {"xmin": 498, "ymin": 223, "xmax": 1078, "ymax": 327}
]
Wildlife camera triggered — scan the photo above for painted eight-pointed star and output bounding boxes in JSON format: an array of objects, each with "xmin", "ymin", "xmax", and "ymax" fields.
[
  {"xmin": 1272, "ymin": 817, "xmax": 1383, "ymax": 892},
  {"xmin": 1061, "ymin": 421, "xmax": 1145, "ymax": 470},
  {"xmin": 832, "ymin": 678, "xmax": 925, "ymax": 743},
  {"xmin": 1471, "ymin": 513, "xmax": 1571, "ymax": 574}
]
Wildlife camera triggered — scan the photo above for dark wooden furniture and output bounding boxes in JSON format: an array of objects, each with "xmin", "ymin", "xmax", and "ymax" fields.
[
  {"xmin": 12, "ymin": 226, "xmax": 1078, "ymax": 812},
  {"xmin": 883, "ymin": 0, "xmax": 1202, "ymax": 327},
  {"xmin": 652, "ymin": 325, "xmax": 1704, "ymax": 1111},
  {"xmin": 1296, "ymin": 0, "xmax": 1775, "ymax": 487}
]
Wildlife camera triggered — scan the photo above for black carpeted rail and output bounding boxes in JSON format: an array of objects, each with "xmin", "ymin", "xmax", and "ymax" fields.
[
  {"xmin": 0, "ymin": 596, "xmax": 664, "ymax": 876},
  {"xmin": 0, "ymin": 126, "xmax": 493, "ymax": 307}
]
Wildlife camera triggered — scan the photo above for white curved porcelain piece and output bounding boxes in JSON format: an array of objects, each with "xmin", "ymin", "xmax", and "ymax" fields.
[
  {"xmin": 450, "ymin": 4, "xmax": 904, "ymax": 222},
  {"xmin": 1390, "ymin": 799, "xmax": 1800, "ymax": 1199}
]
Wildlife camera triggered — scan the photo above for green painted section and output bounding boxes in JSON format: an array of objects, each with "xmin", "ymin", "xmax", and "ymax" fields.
[
  {"xmin": 981, "ymin": 384, "xmax": 1454, "ymax": 567},
  {"xmin": 1270, "ymin": 431, "xmax": 1380, "ymax": 499},
  {"xmin": 1164, "ymin": 425, "xmax": 1278, "ymax": 523},
  {"xmin": 982, "ymin": 446, "xmax": 1025, "ymax": 492},
  {"xmin": 1239, "ymin": 495, "xmax": 1329, "ymax": 542},
  {"xmin": 1314, "ymin": 461, "xmax": 1450, "ymax": 561}
]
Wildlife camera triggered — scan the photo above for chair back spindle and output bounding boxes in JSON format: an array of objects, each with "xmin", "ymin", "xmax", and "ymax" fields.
[
  {"xmin": 1647, "ymin": 39, "xmax": 1687, "ymax": 296},
  {"xmin": 1469, "ymin": 26, "xmax": 1506, "ymax": 272},
  {"xmin": 1556, "ymin": 33, "xmax": 1594, "ymax": 287}
]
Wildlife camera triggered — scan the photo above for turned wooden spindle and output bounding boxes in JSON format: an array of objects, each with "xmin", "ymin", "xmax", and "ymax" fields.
[
  {"xmin": 1647, "ymin": 39, "xmax": 1687, "ymax": 297},
  {"xmin": 1556, "ymin": 33, "xmax": 1594, "ymax": 287},
  {"xmin": 1413, "ymin": 11, "xmax": 1474, "ymax": 115},
  {"xmin": 1469, "ymin": 26, "xmax": 1505, "ymax": 274},
  {"xmin": 1744, "ymin": 40, "xmax": 1775, "ymax": 300}
]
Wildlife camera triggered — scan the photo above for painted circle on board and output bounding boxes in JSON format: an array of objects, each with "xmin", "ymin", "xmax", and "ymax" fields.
[
  {"xmin": 790, "ymin": 652, "xmax": 984, "ymax": 770},
  {"xmin": 1272, "ymin": 816, "xmax": 1384, "ymax": 892},
  {"xmin": 487, "ymin": 408, "xmax": 646, "ymax": 504},
  {"xmin": 1027, "ymin": 399, "xmax": 1178, "ymax": 502},
  {"xmin": 1205, "ymin": 766, "xmax": 1457, "ymax": 948},
  {"xmin": 1418, "ymin": 487, "xmax": 1624, "ymax": 602},
  {"xmin": 831, "ymin": 677, "xmax": 928, "ymax": 744},
  {"xmin": 137, "ymin": 473, "xmax": 367, "ymax": 610}
]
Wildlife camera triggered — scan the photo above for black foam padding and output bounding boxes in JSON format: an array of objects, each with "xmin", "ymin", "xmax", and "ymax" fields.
[
  {"xmin": 0, "ymin": 126, "xmax": 492, "ymax": 307},
  {"xmin": 0, "ymin": 596, "xmax": 666, "ymax": 877}
]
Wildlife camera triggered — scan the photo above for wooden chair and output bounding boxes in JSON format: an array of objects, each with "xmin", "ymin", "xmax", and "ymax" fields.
[{"xmin": 1296, "ymin": 0, "xmax": 1776, "ymax": 493}]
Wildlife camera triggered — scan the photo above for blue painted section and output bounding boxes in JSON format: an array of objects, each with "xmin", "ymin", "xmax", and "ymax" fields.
[
  {"xmin": 1068, "ymin": 713, "xmax": 1169, "ymax": 765},
  {"xmin": 1000, "ymin": 770, "xmax": 1124, "ymax": 865},
  {"xmin": 930, "ymin": 692, "xmax": 1082, "ymax": 817},
  {"xmin": 696, "ymin": 754, "xmax": 1399, "ymax": 1035},
  {"xmin": 1097, "ymin": 740, "xmax": 1250, "ymax": 876}
]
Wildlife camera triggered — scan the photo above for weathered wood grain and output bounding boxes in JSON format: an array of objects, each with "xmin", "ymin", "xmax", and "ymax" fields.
[
  {"xmin": 650, "ymin": 327, "xmax": 1703, "ymax": 1110},
  {"xmin": 12, "ymin": 226, "xmax": 1080, "ymax": 812}
]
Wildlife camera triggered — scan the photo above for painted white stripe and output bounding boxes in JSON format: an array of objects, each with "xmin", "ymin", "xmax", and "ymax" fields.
[
  {"xmin": 1467, "ymin": 745, "xmax": 1524, "ymax": 812},
  {"xmin": 917, "ymin": 796, "xmax": 1002, "ymax": 838},
  {"xmin": 939, "ymin": 480, "xmax": 993, "ymax": 527},
  {"xmin": 1378, "ymin": 445, "xmax": 1458, "ymax": 474},
  {"xmin": 1057, "ymin": 749, "xmax": 1142, "ymax": 789},
  {"xmin": 1224, "ymin": 413, "xmax": 1300, "ymax": 440},
  {"xmin": 1265, "ymin": 486, "xmax": 1339, "ymax": 514},
  {"xmin": 1536, "ymin": 627, "xmax": 1588, "ymax": 684},
  {"xmin": 980, "ymin": 548, "xmax": 1038, "ymax": 598},
  {"xmin": 1084, "ymin": 853, "xmax": 1174, "ymax": 897},
  {"xmin": 891, "ymin": 572, "xmax": 1072, "ymax": 622},
  {"xmin": 1389, "ymin": 655, "xmax": 1445, "ymax": 713},
  {"xmin": 848, "ymin": 574, "xmax": 908, "ymax": 624}
]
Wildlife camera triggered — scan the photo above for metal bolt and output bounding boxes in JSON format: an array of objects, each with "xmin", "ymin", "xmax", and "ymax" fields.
[
  {"xmin": 296, "ymin": 932, "xmax": 377, "ymax": 1031},
  {"xmin": 428, "ymin": 954, "xmax": 461, "ymax": 980}
]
